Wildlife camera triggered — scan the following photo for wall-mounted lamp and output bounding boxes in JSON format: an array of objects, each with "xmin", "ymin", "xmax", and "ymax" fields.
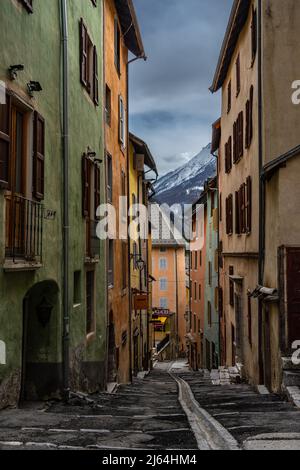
[
  {"xmin": 27, "ymin": 81, "xmax": 42, "ymax": 98},
  {"xmin": 8, "ymin": 64, "xmax": 24, "ymax": 81},
  {"xmin": 130, "ymin": 253, "xmax": 145, "ymax": 272}
]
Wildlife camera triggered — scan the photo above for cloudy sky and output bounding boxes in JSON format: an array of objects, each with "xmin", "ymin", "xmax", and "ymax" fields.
[{"xmin": 129, "ymin": 0, "xmax": 233, "ymax": 175}]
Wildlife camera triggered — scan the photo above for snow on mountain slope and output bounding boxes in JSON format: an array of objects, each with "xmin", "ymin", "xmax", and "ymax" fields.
[{"xmin": 153, "ymin": 144, "xmax": 216, "ymax": 206}]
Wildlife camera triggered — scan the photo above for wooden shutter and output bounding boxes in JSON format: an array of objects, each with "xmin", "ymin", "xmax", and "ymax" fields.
[
  {"xmin": 0, "ymin": 92, "xmax": 11, "ymax": 188},
  {"xmin": 251, "ymin": 7, "xmax": 257, "ymax": 63},
  {"xmin": 233, "ymin": 121, "xmax": 237, "ymax": 163},
  {"xmin": 82, "ymin": 154, "xmax": 90, "ymax": 218},
  {"xmin": 93, "ymin": 46, "xmax": 99, "ymax": 106},
  {"xmin": 80, "ymin": 19, "xmax": 88, "ymax": 87},
  {"xmin": 236, "ymin": 55, "xmax": 241, "ymax": 96},
  {"xmin": 228, "ymin": 136, "xmax": 232, "ymax": 171},
  {"xmin": 238, "ymin": 111, "xmax": 244, "ymax": 159},
  {"xmin": 245, "ymin": 100, "xmax": 250, "ymax": 149},
  {"xmin": 235, "ymin": 191, "xmax": 240, "ymax": 235},
  {"xmin": 241, "ymin": 183, "xmax": 246, "ymax": 233},
  {"xmin": 246, "ymin": 176, "xmax": 252, "ymax": 233},
  {"xmin": 33, "ymin": 111, "xmax": 45, "ymax": 200},
  {"xmin": 225, "ymin": 142, "xmax": 228, "ymax": 173},
  {"xmin": 249, "ymin": 86, "xmax": 254, "ymax": 146},
  {"xmin": 94, "ymin": 163, "xmax": 101, "ymax": 220}
]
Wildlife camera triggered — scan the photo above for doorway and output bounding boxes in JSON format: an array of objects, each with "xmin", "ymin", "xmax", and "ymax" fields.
[{"xmin": 21, "ymin": 281, "xmax": 60, "ymax": 403}]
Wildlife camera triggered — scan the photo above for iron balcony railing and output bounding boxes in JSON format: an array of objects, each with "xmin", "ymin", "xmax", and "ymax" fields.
[{"xmin": 5, "ymin": 195, "xmax": 43, "ymax": 263}]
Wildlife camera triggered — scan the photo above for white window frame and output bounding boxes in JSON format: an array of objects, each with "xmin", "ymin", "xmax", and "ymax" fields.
[{"xmin": 119, "ymin": 95, "xmax": 126, "ymax": 148}]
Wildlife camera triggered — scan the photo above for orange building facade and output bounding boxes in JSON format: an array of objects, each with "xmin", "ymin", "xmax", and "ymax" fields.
[{"xmin": 104, "ymin": 0, "xmax": 144, "ymax": 385}]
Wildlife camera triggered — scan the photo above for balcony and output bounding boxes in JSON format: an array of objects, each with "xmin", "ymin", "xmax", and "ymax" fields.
[{"xmin": 5, "ymin": 195, "xmax": 43, "ymax": 267}]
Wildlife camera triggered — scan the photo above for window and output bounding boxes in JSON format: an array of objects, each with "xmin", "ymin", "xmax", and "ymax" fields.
[
  {"xmin": 73, "ymin": 271, "xmax": 81, "ymax": 306},
  {"xmin": 229, "ymin": 266, "xmax": 234, "ymax": 307},
  {"xmin": 194, "ymin": 251, "xmax": 198, "ymax": 270},
  {"xmin": 160, "ymin": 247, "xmax": 167, "ymax": 253},
  {"xmin": 120, "ymin": 169, "xmax": 127, "ymax": 221},
  {"xmin": 236, "ymin": 177, "xmax": 252, "ymax": 235},
  {"xmin": 122, "ymin": 242, "xmax": 127, "ymax": 290},
  {"xmin": 225, "ymin": 136, "xmax": 232, "ymax": 173},
  {"xmin": 159, "ymin": 258, "xmax": 167, "ymax": 270},
  {"xmin": 79, "ymin": 19, "xmax": 99, "ymax": 105},
  {"xmin": 194, "ymin": 282, "xmax": 197, "ymax": 301},
  {"xmin": 19, "ymin": 0, "xmax": 33, "ymax": 13},
  {"xmin": 119, "ymin": 96, "xmax": 126, "ymax": 147},
  {"xmin": 114, "ymin": 17, "xmax": 121, "ymax": 75},
  {"xmin": 227, "ymin": 80, "xmax": 231, "ymax": 113},
  {"xmin": 236, "ymin": 54, "xmax": 241, "ymax": 96},
  {"xmin": 108, "ymin": 240, "xmax": 114, "ymax": 287},
  {"xmin": 105, "ymin": 85, "xmax": 111, "ymax": 126},
  {"xmin": 160, "ymin": 298, "xmax": 168, "ymax": 309},
  {"xmin": 160, "ymin": 278, "xmax": 167, "ymax": 291},
  {"xmin": 226, "ymin": 194, "xmax": 233, "ymax": 235},
  {"xmin": 208, "ymin": 301, "xmax": 212, "ymax": 327},
  {"xmin": 199, "ymin": 250, "xmax": 202, "ymax": 267},
  {"xmin": 107, "ymin": 154, "xmax": 112, "ymax": 203},
  {"xmin": 248, "ymin": 294, "xmax": 252, "ymax": 346},
  {"xmin": 251, "ymin": 7, "xmax": 257, "ymax": 65},
  {"xmin": 245, "ymin": 86, "xmax": 254, "ymax": 149},
  {"xmin": 82, "ymin": 154, "xmax": 100, "ymax": 220},
  {"xmin": 86, "ymin": 270, "xmax": 95, "ymax": 335},
  {"xmin": 233, "ymin": 112, "xmax": 244, "ymax": 163},
  {"xmin": 199, "ymin": 283, "xmax": 202, "ymax": 301}
]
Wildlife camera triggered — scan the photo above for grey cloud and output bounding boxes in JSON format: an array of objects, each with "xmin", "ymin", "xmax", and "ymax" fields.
[{"xmin": 129, "ymin": 0, "xmax": 233, "ymax": 175}]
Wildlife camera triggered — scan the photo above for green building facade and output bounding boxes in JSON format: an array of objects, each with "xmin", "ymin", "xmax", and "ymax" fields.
[
  {"xmin": 203, "ymin": 176, "xmax": 220, "ymax": 370},
  {"xmin": 0, "ymin": 0, "xmax": 106, "ymax": 409}
]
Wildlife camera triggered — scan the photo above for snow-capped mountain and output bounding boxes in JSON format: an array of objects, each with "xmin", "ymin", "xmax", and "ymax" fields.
[{"xmin": 153, "ymin": 144, "xmax": 216, "ymax": 206}]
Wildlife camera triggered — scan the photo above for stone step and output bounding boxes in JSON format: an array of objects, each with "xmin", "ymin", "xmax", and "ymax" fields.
[{"xmin": 283, "ymin": 370, "xmax": 300, "ymax": 387}]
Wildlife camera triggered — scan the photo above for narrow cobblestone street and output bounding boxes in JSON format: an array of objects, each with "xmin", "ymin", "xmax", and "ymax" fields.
[{"xmin": 0, "ymin": 361, "xmax": 300, "ymax": 450}]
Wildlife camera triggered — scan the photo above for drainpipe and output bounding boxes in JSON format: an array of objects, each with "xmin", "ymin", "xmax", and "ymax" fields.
[
  {"xmin": 258, "ymin": 0, "xmax": 265, "ymax": 385},
  {"xmin": 212, "ymin": 151, "xmax": 221, "ymax": 367},
  {"xmin": 60, "ymin": 0, "xmax": 70, "ymax": 401},
  {"xmin": 126, "ymin": 54, "xmax": 147, "ymax": 382}
]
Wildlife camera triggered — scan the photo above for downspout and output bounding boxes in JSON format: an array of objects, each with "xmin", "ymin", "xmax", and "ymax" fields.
[
  {"xmin": 126, "ymin": 54, "xmax": 147, "ymax": 382},
  {"xmin": 212, "ymin": 150, "xmax": 221, "ymax": 366},
  {"xmin": 60, "ymin": 0, "xmax": 70, "ymax": 401},
  {"xmin": 258, "ymin": 0, "xmax": 265, "ymax": 385}
]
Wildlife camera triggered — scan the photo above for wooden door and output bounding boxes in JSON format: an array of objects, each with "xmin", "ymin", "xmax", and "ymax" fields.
[{"xmin": 287, "ymin": 248, "xmax": 300, "ymax": 346}]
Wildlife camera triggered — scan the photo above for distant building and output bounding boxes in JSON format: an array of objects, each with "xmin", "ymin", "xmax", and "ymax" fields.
[{"xmin": 151, "ymin": 207, "xmax": 187, "ymax": 359}]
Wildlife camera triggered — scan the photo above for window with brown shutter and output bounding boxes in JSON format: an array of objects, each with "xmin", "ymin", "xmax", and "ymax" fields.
[
  {"xmin": 251, "ymin": 7, "xmax": 257, "ymax": 65},
  {"xmin": 227, "ymin": 81, "xmax": 231, "ymax": 113},
  {"xmin": 114, "ymin": 18, "xmax": 121, "ymax": 75},
  {"xmin": 80, "ymin": 20, "xmax": 98, "ymax": 105},
  {"xmin": 225, "ymin": 136, "xmax": 232, "ymax": 173},
  {"xmin": 0, "ymin": 92, "xmax": 11, "ymax": 189},
  {"xmin": 246, "ymin": 176, "xmax": 252, "ymax": 233},
  {"xmin": 246, "ymin": 86, "xmax": 254, "ymax": 149},
  {"xmin": 229, "ymin": 266, "xmax": 234, "ymax": 307},
  {"xmin": 82, "ymin": 154, "xmax": 91, "ymax": 218},
  {"xmin": 235, "ymin": 191, "xmax": 240, "ymax": 235},
  {"xmin": 245, "ymin": 100, "xmax": 250, "ymax": 149},
  {"xmin": 94, "ymin": 163, "xmax": 101, "ymax": 219},
  {"xmin": 226, "ymin": 194, "xmax": 233, "ymax": 236},
  {"xmin": 236, "ymin": 54, "xmax": 241, "ymax": 96},
  {"xmin": 93, "ymin": 46, "xmax": 99, "ymax": 106},
  {"xmin": 240, "ymin": 183, "xmax": 246, "ymax": 233},
  {"xmin": 33, "ymin": 112, "xmax": 45, "ymax": 200},
  {"xmin": 238, "ymin": 111, "xmax": 244, "ymax": 159},
  {"xmin": 80, "ymin": 19, "xmax": 88, "ymax": 87},
  {"xmin": 233, "ymin": 120, "xmax": 238, "ymax": 163}
]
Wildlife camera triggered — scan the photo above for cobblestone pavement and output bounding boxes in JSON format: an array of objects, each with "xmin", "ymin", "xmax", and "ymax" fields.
[
  {"xmin": 1, "ymin": 361, "xmax": 300, "ymax": 450},
  {"xmin": 174, "ymin": 364, "xmax": 300, "ymax": 450},
  {"xmin": 0, "ymin": 364, "xmax": 198, "ymax": 451}
]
